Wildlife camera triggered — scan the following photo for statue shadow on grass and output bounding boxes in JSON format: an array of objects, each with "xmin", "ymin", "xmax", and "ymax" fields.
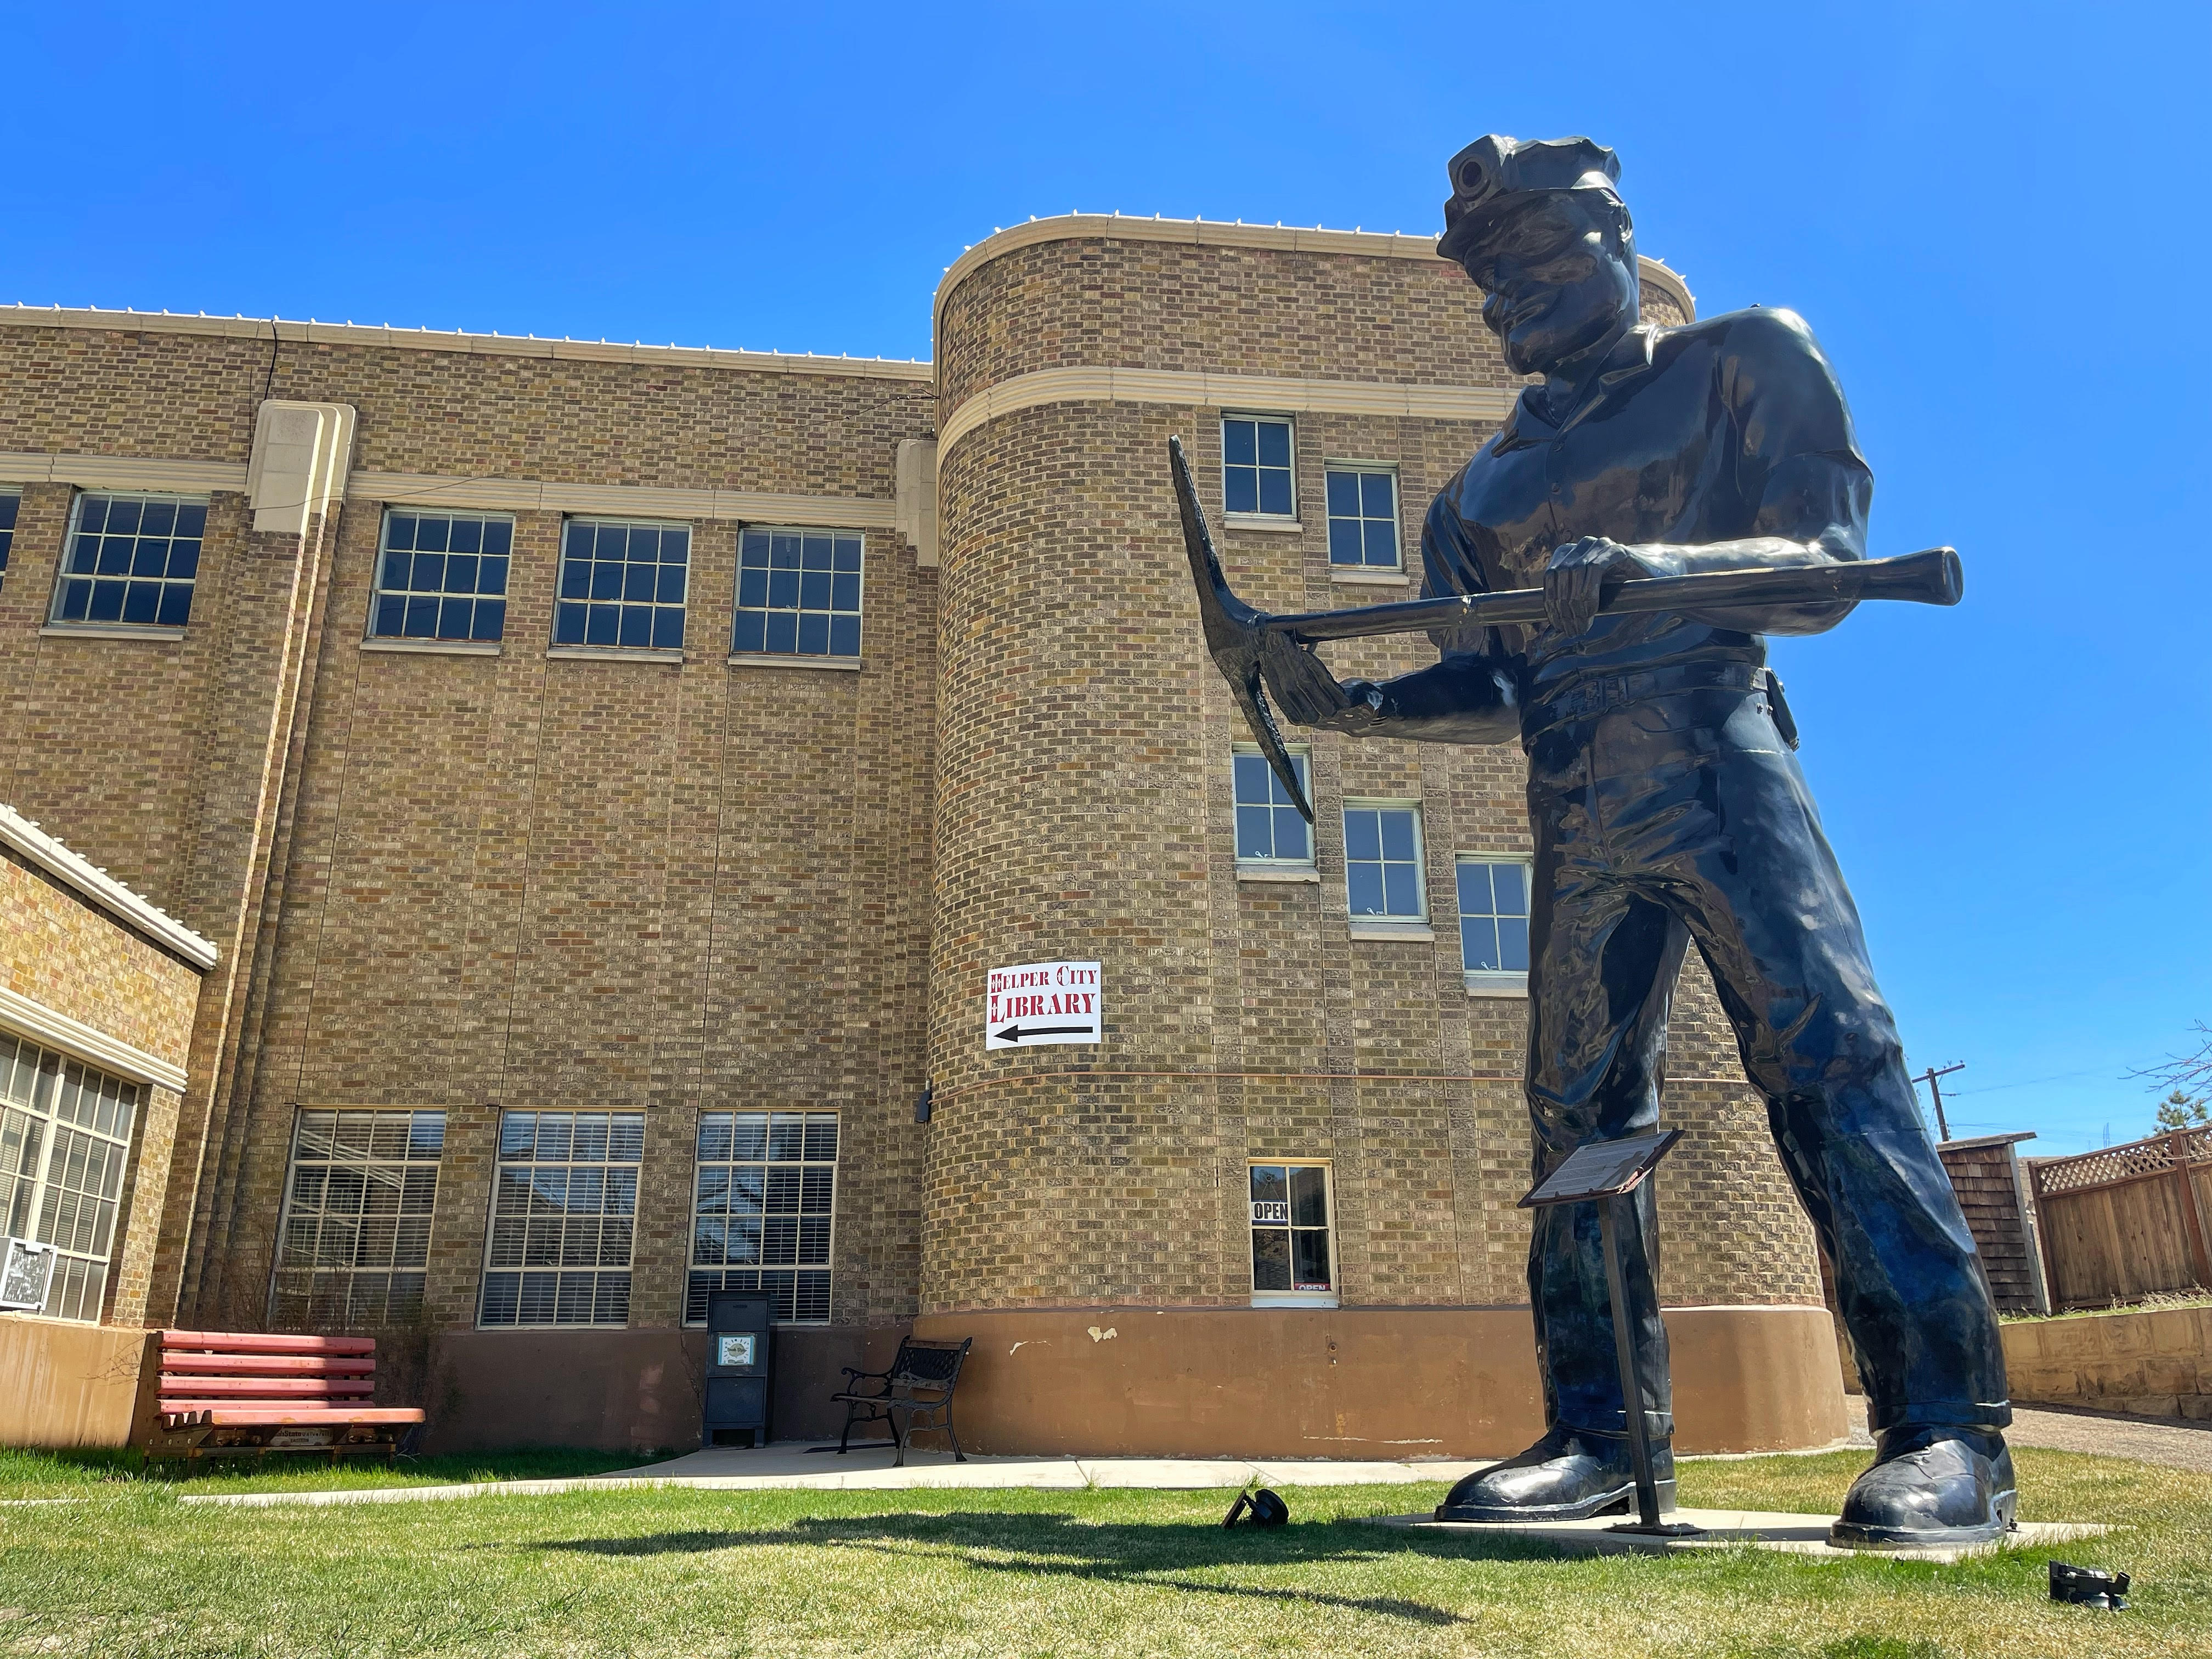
[{"xmin": 538, "ymin": 1510, "xmax": 1582, "ymax": 1626}]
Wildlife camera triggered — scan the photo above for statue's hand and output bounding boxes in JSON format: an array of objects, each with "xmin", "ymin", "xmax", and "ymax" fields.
[
  {"xmin": 1543, "ymin": 536, "xmax": 1657, "ymax": 635},
  {"xmin": 1257, "ymin": 631, "xmax": 1380, "ymax": 731}
]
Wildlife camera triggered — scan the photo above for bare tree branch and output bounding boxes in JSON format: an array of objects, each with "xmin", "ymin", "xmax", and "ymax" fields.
[{"xmin": 2128, "ymin": 1022, "xmax": 2212, "ymax": 1093}]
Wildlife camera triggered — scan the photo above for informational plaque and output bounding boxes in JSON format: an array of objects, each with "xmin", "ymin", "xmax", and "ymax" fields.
[{"xmin": 716, "ymin": 1333, "xmax": 757, "ymax": 1369}]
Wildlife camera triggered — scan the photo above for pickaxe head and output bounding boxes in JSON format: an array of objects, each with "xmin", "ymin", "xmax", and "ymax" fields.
[{"xmin": 1170, "ymin": 435, "xmax": 1314, "ymax": 823}]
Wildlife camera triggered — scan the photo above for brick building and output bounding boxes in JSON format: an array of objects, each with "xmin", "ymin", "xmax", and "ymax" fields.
[{"xmin": 0, "ymin": 215, "xmax": 1847, "ymax": 1454}]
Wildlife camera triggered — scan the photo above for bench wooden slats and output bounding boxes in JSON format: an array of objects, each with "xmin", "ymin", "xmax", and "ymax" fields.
[
  {"xmin": 159, "ymin": 1375, "xmax": 375, "ymax": 1398},
  {"xmin": 159, "ymin": 1329, "xmax": 377, "ymax": 1355},
  {"xmin": 157, "ymin": 1407, "xmax": 426, "ymax": 1427},
  {"xmin": 139, "ymin": 1330, "xmax": 424, "ymax": 1464},
  {"xmin": 160, "ymin": 1352, "xmax": 376, "ymax": 1375}
]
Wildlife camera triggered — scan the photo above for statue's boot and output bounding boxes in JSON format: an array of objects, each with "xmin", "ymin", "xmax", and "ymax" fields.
[
  {"xmin": 1434, "ymin": 1425, "xmax": 1672, "ymax": 1522},
  {"xmin": 1829, "ymin": 1426, "xmax": 2016, "ymax": 1549}
]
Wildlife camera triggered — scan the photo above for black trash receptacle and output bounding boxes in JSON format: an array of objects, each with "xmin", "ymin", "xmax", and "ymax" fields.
[{"xmin": 702, "ymin": 1290, "xmax": 774, "ymax": 1448}]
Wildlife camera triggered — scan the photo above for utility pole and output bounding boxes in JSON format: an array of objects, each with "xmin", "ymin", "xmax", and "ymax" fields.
[{"xmin": 1911, "ymin": 1062, "xmax": 1965, "ymax": 1143}]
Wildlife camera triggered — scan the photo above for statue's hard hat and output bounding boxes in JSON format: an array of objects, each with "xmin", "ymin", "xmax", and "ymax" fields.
[{"xmin": 1438, "ymin": 136, "xmax": 1623, "ymax": 264}]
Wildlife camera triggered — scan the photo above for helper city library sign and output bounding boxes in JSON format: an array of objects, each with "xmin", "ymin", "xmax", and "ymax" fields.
[{"xmin": 985, "ymin": 961, "xmax": 1103, "ymax": 1049}]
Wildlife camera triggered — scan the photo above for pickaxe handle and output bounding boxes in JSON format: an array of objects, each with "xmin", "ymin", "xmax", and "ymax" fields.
[{"xmin": 1261, "ymin": 545, "xmax": 1963, "ymax": 644}]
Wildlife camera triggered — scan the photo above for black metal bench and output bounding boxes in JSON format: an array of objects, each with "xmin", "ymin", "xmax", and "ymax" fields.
[{"xmin": 829, "ymin": 1335, "xmax": 972, "ymax": 1466}]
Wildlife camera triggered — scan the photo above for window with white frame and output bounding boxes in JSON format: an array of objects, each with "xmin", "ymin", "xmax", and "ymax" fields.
[
  {"xmin": 0, "ymin": 1036, "xmax": 139, "ymax": 1323},
  {"xmin": 479, "ymin": 1110, "xmax": 642, "ymax": 1327},
  {"xmin": 686, "ymin": 1110, "xmax": 838, "ymax": 1324},
  {"xmin": 270, "ymin": 1109, "xmax": 446, "ymax": 1327},
  {"xmin": 554, "ymin": 518, "xmax": 688, "ymax": 650},
  {"xmin": 1249, "ymin": 1161, "xmax": 1333, "ymax": 1295},
  {"xmin": 1458, "ymin": 857, "xmax": 1533, "ymax": 991},
  {"xmin": 1222, "ymin": 416, "xmax": 1295, "ymax": 517},
  {"xmin": 1233, "ymin": 746, "xmax": 1312, "ymax": 867},
  {"xmin": 370, "ymin": 511, "xmax": 511, "ymax": 643},
  {"xmin": 0, "ymin": 490, "xmax": 18, "ymax": 590},
  {"xmin": 51, "ymin": 492, "xmax": 206, "ymax": 628},
  {"xmin": 1325, "ymin": 467, "xmax": 1400, "ymax": 568},
  {"xmin": 1344, "ymin": 802, "xmax": 1426, "ymax": 920},
  {"xmin": 732, "ymin": 528, "xmax": 864, "ymax": 659}
]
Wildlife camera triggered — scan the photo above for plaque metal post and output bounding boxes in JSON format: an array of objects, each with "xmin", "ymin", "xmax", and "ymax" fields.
[{"xmin": 1519, "ymin": 1126, "xmax": 1701, "ymax": 1538}]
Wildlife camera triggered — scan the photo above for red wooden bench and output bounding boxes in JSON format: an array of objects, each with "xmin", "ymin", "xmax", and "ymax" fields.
[{"xmin": 137, "ymin": 1330, "xmax": 425, "ymax": 1465}]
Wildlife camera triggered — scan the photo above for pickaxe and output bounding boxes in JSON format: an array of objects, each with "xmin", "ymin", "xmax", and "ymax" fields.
[{"xmin": 1170, "ymin": 435, "xmax": 1963, "ymax": 824}]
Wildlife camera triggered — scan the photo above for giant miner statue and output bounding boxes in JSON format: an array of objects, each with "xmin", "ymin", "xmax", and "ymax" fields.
[{"xmin": 1240, "ymin": 137, "xmax": 2012, "ymax": 1548}]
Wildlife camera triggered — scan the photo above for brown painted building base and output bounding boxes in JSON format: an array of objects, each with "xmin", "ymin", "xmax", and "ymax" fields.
[
  {"xmin": 911, "ymin": 1305, "xmax": 1849, "ymax": 1460},
  {"xmin": 4, "ymin": 1305, "xmax": 1846, "ymax": 1459}
]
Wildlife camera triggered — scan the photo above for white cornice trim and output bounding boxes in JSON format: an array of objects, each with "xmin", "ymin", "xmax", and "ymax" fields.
[
  {"xmin": 0, "ymin": 984, "xmax": 189, "ymax": 1094},
  {"xmin": 0, "ymin": 304, "xmax": 933, "ymax": 382},
  {"xmin": 936, "ymin": 365, "xmax": 1519, "ymax": 461},
  {"xmin": 348, "ymin": 471, "xmax": 900, "ymax": 528},
  {"xmin": 0, "ymin": 449, "xmax": 246, "ymax": 494},
  {"xmin": 0, "ymin": 803, "xmax": 218, "ymax": 969}
]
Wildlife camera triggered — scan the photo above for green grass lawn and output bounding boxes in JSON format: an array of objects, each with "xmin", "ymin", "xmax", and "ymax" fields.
[{"xmin": 0, "ymin": 1447, "xmax": 2202, "ymax": 1657}]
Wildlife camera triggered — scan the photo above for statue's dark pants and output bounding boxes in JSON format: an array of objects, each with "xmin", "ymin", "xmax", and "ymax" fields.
[{"xmin": 1521, "ymin": 676, "xmax": 2010, "ymax": 1440}]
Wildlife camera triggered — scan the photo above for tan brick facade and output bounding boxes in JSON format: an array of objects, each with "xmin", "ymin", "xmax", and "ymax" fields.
[{"xmin": 0, "ymin": 217, "xmax": 1837, "ymax": 1454}]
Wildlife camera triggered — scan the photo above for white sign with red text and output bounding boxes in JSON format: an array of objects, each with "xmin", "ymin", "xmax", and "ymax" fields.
[{"xmin": 985, "ymin": 960, "xmax": 1103, "ymax": 1049}]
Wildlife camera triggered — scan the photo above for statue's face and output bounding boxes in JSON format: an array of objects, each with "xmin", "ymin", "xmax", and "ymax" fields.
[{"xmin": 1463, "ymin": 194, "xmax": 1638, "ymax": 376}]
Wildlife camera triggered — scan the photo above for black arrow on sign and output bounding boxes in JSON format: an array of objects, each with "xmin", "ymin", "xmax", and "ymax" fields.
[{"xmin": 992, "ymin": 1023, "xmax": 1095, "ymax": 1044}]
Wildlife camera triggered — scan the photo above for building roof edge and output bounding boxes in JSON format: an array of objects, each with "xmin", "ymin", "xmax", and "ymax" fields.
[
  {"xmin": 0, "ymin": 305, "xmax": 934, "ymax": 382},
  {"xmin": 0, "ymin": 802, "xmax": 219, "ymax": 969},
  {"xmin": 929, "ymin": 213, "xmax": 1697, "ymax": 365}
]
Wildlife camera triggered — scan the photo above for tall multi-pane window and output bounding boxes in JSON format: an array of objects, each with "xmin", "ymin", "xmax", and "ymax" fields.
[
  {"xmin": 0, "ymin": 490, "xmax": 19, "ymax": 590},
  {"xmin": 686, "ymin": 1110, "xmax": 838, "ymax": 1324},
  {"xmin": 1458, "ymin": 858, "xmax": 1533, "ymax": 992},
  {"xmin": 1344, "ymin": 802, "xmax": 1426, "ymax": 920},
  {"xmin": 732, "ymin": 528, "xmax": 864, "ymax": 659},
  {"xmin": 1325, "ymin": 468, "xmax": 1400, "ymax": 568},
  {"xmin": 51, "ymin": 493, "xmax": 205, "ymax": 628},
  {"xmin": 1249, "ymin": 1161, "xmax": 1333, "ymax": 1297},
  {"xmin": 1222, "ymin": 416, "xmax": 1295, "ymax": 517},
  {"xmin": 479, "ymin": 1110, "xmax": 642, "ymax": 1327},
  {"xmin": 0, "ymin": 1036, "xmax": 139, "ymax": 1323},
  {"xmin": 369, "ymin": 511, "xmax": 511, "ymax": 643},
  {"xmin": 554, "ymin": 518, "xmax": 688, "ymax": 650},
  {"xmin": 270, "ymin": 1110, "xmax": 446, "ymax": 1327},
  {"xmin": 1233, "ymin": 747, "xmax": 1312, "ymax": 868}
]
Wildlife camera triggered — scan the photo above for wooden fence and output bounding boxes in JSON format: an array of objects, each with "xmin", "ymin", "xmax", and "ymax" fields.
[{"xmin": 2027, "ymin": 1125, "xmax": 2212, "ymax": 1310}]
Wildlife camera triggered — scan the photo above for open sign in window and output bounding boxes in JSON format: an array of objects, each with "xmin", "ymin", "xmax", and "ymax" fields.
[{"xmin": 1248, "ymin": 1162, "xmax": 1333, "ymax": 1297}]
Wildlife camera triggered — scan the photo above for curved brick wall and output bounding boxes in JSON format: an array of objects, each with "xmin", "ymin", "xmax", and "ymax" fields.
[{"xmin": 924, "ymin": 228, "xmax": 1821, "ymax": 1323}]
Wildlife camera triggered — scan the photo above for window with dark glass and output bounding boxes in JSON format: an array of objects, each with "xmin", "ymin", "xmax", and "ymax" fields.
[
  {"xmin": 1326, "ymin": 468, "xmax": 1400, "ymax": 567},
  {"xmin": 270, "ymin": 1109, "xmax": 445, "ymax": 1327},
  {"xmin": 732, "ymin": 528, "xmax": 863, "ymax": 659},
  {"xmin": 369, "ymin": 511, "xmax": 511, "ymax": 642},
  {"xmin": 1458, "ymin": 858, "xmax": 1533, "ymax": 985},
  {"xmin": 51, "ymin": 493, "xmax": 205, "ymax": 628},
  {"xmin": 1222, "ymin": 416, "xmax": 1295, "ymax": 517},
  {"xmin": 1233, "ymin": 747, "xmax": 1312, "ymax": 866},
  {"xmin": 686, "ymin": 1111, "xmax": 838, "ymax": 1324},
  {"xmin": 478, "ymin": 1110, "xmax": 642, "ymax": 1327},
  {"xmin": 0, "ymin": 491, "xmax": 18, "ymax": 590},
  {"xmin": 1344, "ymin": 803, "xmax": 1426, "ymax": 919},
  {"xmin": 554, "ymin": 518, "xmax": 688, "ymax": 650},
  {"xmin": 1249, "ymin": 1161, "xmax": 1332, "ymax": 1294}
]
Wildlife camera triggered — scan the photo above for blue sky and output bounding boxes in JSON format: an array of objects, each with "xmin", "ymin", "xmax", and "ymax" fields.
[{"xmin": 5, "ymin": 2, "xmax": 2205, "ymax": 1152}]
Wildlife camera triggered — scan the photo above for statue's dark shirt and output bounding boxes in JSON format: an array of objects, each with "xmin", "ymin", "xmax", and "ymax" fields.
[{"xmin": 1420, "ymin": 306, "xmax": 1873, "ymax": 697}]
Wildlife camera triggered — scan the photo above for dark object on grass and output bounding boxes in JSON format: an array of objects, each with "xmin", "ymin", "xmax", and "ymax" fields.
[
  {"xmin": 1182, "ymin": 131, "xmax": 2015, "ymax": 1554},
  {"xmin": 1223, "ymin": 1488, "xmax": 1289, "ymax": 1528},
  {"xmin": 829, "ymin": 1335, "xmax": 973, "ymax": 1466},
  {"xmin": 2050, "ymin": 1561, "xmax": 2130, "ymax": 1609}
]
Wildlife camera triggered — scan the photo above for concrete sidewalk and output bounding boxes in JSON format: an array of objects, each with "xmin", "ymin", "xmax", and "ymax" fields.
[{"xmin": 180, "ymin": 1445, "xmax": 1489, "ymax": 1509}]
